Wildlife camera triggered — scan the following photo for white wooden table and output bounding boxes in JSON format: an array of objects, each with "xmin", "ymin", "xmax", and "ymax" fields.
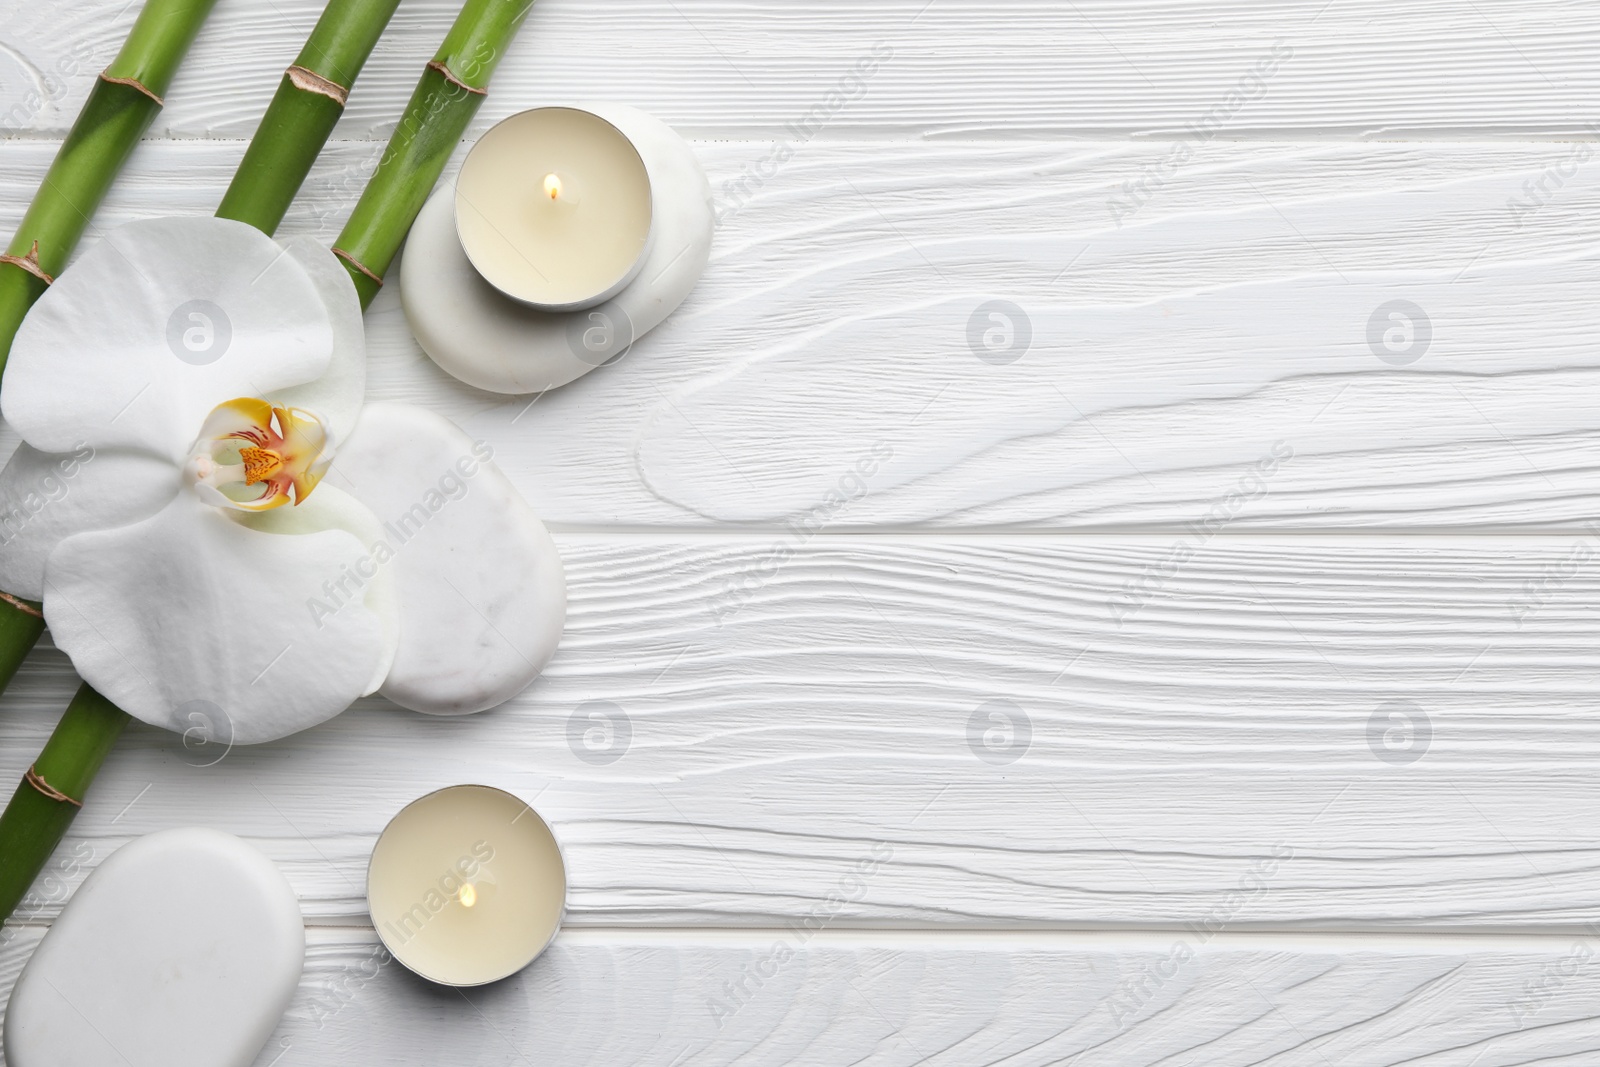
[{"xmin": 6, "ymin": 0, "xmax": 1600, "ymax": 1062}]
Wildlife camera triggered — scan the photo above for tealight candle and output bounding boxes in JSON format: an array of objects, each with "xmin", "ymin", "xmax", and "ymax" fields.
[
  {"xmin": 455, "ymin": 106, "xmax": 654, "ymax": 310},
  {"xmin": 368, "ymin": 785, "xmax": 566, "ymax": 986},
  {"xmin": 404, "ymin": 103, "xmax": 712, "ymax": 393}
]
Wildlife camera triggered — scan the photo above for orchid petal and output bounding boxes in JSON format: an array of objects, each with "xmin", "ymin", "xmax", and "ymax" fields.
[
  {"xmin": 270, "ymin": 237, "xmax": 365, "ymax": 445},
  {"xmin": 0, "ymin": 444, "xmax": 177, "ymax": 600},
  {"xmin": 327, "ymin": 403, "xmax": 565, "ymax": 715},
  {"xmin": 194, "ymin": 396, "xmax": 276, "ymax": 443},
  {"xmin": 42, "ymin": 493, "xmax": 389, "ymax": 744},
  {"xmin": 238, "ymin": 483, "xmax": 398, "ymax": 696},
  {"xmin": 276, "ymin": 406, "xmax": 334, "ymax": 504},
  {"xmin": 2, "ymin": 217, "xmax": 333, "ymax": 462}
]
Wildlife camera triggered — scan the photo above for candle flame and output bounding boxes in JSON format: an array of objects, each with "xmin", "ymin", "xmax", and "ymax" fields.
[
  {"xmin": 459, "ymin": 882, "xmax": 477, "ymax": 908},
  {"xmin": 542, "ymin": 173, "xmax": 562, "ymax": 200}
]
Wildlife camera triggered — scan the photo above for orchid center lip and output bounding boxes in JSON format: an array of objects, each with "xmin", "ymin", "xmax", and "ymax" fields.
[
  {"xmin": 184, "ymin": 397, "xmax": 334, "ymax": 512},
  {"xmin": 239, "ymin": 445, "xmax": 285, "ymax": 486}
]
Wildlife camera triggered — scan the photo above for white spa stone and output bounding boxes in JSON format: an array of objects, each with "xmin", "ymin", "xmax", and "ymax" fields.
[
  {"xmin": 328, "ymin": 402, "xmax": 566, "ymax": 715},
  {"xmin": 401, "ymin": 103, "xmax": 713, "ymax": 394},
  {"xmin": 4, "ymin": 828, "xmax": 303, "ymax": 1067}
]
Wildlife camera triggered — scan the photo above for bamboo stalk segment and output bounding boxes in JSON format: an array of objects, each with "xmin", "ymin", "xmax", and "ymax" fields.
[
  {"xmin": 0, "ymin": 687, "xmax": 126, "ymax": 920},
  {"xmin": 216, "ymin": 0, "xmax": 403, "ymax": 235},
  {"xmin": 334, "ymin": 0, "xmax": 537, "ymax": 308},
  {"xmin": 0, "ymin": 0, "xmax": 219, "ymax": 378},
  {"xmin": 0, "ymin": 594, "xmax": 45, "ymax": 699}
]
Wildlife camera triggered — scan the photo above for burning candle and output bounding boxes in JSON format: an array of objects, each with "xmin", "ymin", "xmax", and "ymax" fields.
[
  {"xmin": 367, "ymin": 785, "xmax": 566, "ymax": 986},
  {"xmin": 455, "ymin": 106, "xmax": 655, "ymax": 310}
]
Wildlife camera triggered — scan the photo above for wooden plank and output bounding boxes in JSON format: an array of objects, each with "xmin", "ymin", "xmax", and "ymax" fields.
[
  {"xmin": 5, "ymin": 139, "xmax": 1600, "ymax": 529},
  {"xmin": 7, "ymin": 925, "xmax": 1600, "ymax": 1065},
  {"xmin": 3, "ymin": 0, "xmax": 1600, "ymax": 139},
  {"xmin": 5, "ymin": 2, "xmax": 1598, "ymax": 1057},
  {"xmin": 2, "ymin": 534, "xmax": 1599, "ymax": 928}
]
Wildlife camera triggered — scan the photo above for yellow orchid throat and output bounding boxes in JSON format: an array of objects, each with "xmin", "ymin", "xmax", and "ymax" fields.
[{"xmin": 184, "ymin": 397, "xmax": 333, "ymax": 511}]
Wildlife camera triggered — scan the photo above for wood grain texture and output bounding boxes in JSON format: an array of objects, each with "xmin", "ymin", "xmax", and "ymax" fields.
[
  {"xmin": 8, "ymin": 925, "xmax": 1600, "ymax": 1065},
  {"xmin": 6, "ymin": 139, "xmax": 1600, "ymax": 529},
  {"xmin": 1, "ymin": 535, "xmax": 1597, "ymax": 928},
  {"xmin": 2, "ymin": 0, "xmax": 1600, "ymax": 139},
  {"xmin": 4, "ymin": 2, "xmax": 1600, "ymax": 1053}
]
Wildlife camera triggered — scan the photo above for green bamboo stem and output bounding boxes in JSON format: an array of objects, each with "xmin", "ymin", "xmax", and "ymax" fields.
[
  {"xmin": 216, "ymin": 0, "xmax": 403, "ymax": 234},
  {"xmin": 0, "ymin": 597, "xmax": 45, "ymax": 699},
  {"xmin": 0, "ymin": 0, "xmax": 539, "ymax": 929},
  {"xmin": 0, "ymin": 687, "xmax": 126, "ymax": 920},
  {"xmin": 0, "ymin": 0, "xmax": 218, "ymax": 380},
  {"xmin": 334, "ymin": 0, "xmax": 537, "ymax": 308}
]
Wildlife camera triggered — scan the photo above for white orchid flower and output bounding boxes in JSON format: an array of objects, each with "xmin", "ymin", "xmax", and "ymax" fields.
[{"xmin": 0, "ymin": 217, "xmax": 565, "ymax": 744}]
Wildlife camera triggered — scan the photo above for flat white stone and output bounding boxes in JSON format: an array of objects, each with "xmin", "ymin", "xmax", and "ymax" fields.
[
  {"xmin": 4, "ymin": 828, "xmax": 303, "ymax": 1067},
  {"xmin": 328, "ymin": 401, "xmax": 567, "ymax": 715},
  {"xmin": 400, "ymin": 103, "xmax": 713, "ymax": 394}
]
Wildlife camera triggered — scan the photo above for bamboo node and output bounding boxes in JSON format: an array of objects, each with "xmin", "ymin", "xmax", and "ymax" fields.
[
  {"xmin": 425, "ymin": 60, "xmax": 487, "ymax": 96},
  {"xmin": 0, "ymin": 241, "xmax": 54, "ymax": 286},
  {"xmin": 24, "ymin": 765, "xmax": 82, "ymax": 808},
  {"xmin": 286, "ymin": 64, "xmax": 350, "ymax": 106},
  {"xmin": 332, "ymin": 247, "xmax": 384, "ymax": 287},
  {"xmin": 98, "ymin": 70, "xmax": 163, "ymax": 106},
  {"xmin": 0, "ymin": 591, "xmax": 43, "ymax": 619}
]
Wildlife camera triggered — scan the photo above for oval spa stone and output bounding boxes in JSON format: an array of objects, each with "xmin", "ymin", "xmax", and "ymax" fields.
[
  {"xmin": 400, "ymin": 102, "xmax": 713, "ymax": 394},
  {"xmin": 4, "ymin": 828, "xmax": 304, "ymax": 1067},
  {"xmin": 326, "ymin": 401, "xmax": 567, "ymax": 715}
]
